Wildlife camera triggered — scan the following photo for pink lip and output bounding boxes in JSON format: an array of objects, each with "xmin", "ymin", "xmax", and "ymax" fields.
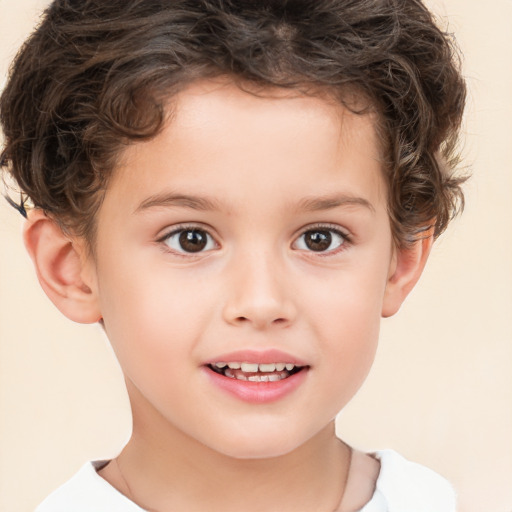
[
  {"xmin": 204, "ymin": 366, "xmax": 309, "ymax": 404},
  {"xmin": 204, "ymin": 349, "xmax": 308, "ymax": 366},
  {"xmin": 202, "ymin": 349, "xmax": 310, "ymax": 404}
]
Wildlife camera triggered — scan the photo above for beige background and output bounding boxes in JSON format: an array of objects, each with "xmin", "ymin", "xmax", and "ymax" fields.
[{"xmin": 0, "ymin": 0, "xmax": 511, "ymax": 511}]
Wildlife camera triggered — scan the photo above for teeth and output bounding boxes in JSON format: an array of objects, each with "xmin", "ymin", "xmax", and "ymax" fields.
[
  {"xmin": 241, "ymin": 362, "xmax": 259, "ymax": 372},
  {"xmin": 218, "ymin": 368, "xmax": 290, "ymax": 382},
  {"xmin": 211, "ymin": 361, "xmax": 301, "ymax": 381},
  {"xmin": 215, "ymin": 362, "xmax": 296, "ymax": 372},
  {"xmin": 248, "ymin": 374, "xmax": 282, "ymax": 382}
]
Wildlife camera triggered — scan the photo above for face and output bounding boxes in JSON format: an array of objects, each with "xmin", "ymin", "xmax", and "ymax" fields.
[{"xmin": 86, "ymin": 79, "xmax": 396, "ymax": 459}]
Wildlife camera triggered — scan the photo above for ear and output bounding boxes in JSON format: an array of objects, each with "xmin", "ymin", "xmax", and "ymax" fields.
[
  {"xmin": 382, "ymin": 231, "xmax": 434, "ymax": 318},
  {"xmin": 23, "ymin": 209, "xmax": 101, "ymax": 324}
]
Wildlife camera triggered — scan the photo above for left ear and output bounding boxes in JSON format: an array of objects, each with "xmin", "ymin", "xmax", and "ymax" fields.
[{"xmin": 382, "ymin": 231, "xmax": 434, "ymax": 318}]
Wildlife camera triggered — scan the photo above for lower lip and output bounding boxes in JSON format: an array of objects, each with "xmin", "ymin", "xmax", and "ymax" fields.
[{"xmin": 204, "ymin": 367, "xmax": 309, "ymax": 404}]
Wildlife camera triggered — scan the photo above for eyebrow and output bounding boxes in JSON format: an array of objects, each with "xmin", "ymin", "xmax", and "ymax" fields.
[
  {"xmin": 297, "ymin": 194, "xmax": 375, "ymax": 213},
  {"xmin": 135, "ymin": 193, "xmax": 221, "ymax": 213},
  {"xmin": 134, "ymin": 191, "xmax": 375, "ymax": 215}
]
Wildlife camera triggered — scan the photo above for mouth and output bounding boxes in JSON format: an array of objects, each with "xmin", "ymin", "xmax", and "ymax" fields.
[{"xmin": 207, "ymin": 361, "xmax": 305, "ymax": 382}]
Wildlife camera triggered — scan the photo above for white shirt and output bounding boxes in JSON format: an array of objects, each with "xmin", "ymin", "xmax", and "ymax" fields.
[{"xmin": 36, "ymin": 450, "xmax": 456, "ymax": 512}]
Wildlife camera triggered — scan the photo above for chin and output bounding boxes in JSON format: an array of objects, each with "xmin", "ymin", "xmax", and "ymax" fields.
[
  {"xmin": 202, "ymin": 425, "xmax": 309, "ymax": 461},
  {"xmin": 217, "ymin": 443, "xmax": 298, "ymax": 461}
]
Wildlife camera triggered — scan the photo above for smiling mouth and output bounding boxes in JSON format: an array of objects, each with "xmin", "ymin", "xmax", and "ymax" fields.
[{"xmin": 208, "ymin": 362, "xmax": 305, "ymax": 382}]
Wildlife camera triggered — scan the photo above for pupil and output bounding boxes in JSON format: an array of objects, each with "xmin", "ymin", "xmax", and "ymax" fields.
[
  {"xmin": 179, "ymin": 230, "xmax": 207, "ymax": 252},
  {"xmin": 305, "ymin": 230, "xmax": 331, "ymax": 251}
]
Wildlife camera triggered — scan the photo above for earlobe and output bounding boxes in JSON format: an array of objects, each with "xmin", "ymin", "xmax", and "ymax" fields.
[
  {"xmin": 23, "ymin": 209, "xmax": 101, "ymax": 324},
  {"xmin": 382, "ymin": 232, "xmax": 434, "ymax": 318}
]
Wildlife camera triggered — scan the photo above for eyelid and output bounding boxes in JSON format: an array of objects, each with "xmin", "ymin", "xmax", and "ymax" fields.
[
  {"xmin": 157, "ymin": 223, "xmax": 219, "ymax": 255},
  {"xmin": 295, "ymin": 222, "xmax": 352, "ymax": 239},
  {"xmin": 157, "ymin": 221, "xmax": 217, "ymax": 240},
  {"xmin": 292, "ymin": 223, "xmax": 352, "ymax": 254}
]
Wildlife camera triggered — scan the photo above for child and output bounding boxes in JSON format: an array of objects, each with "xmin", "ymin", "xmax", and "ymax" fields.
[{"xmin": 1, "ymin": 0, "xmax": 466, "ymax": 510}]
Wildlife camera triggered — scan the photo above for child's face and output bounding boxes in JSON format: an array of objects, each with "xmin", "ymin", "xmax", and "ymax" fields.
[{"xmin": 84, "ymin": 80, "xmax": 396, "ymax": 458}]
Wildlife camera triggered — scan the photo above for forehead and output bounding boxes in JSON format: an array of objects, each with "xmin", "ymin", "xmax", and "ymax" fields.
[{"xmin": 106, "ymin": 79, "xmax": 385, "ymax": 216}]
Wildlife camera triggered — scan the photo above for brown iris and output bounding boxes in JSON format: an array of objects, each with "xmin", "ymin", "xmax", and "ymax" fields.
[
  {"xmin": 179, "ymin": 229, "xmax": 208, "ymax": 252},
  {"xmin": 303, "ymin": 230, "xmax": 332, "ymax": 251}
]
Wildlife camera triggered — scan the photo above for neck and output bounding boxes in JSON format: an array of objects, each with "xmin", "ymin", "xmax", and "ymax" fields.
[{"xmin": 100, "ymin": 391, "xmax": 351, "ymax": 512}]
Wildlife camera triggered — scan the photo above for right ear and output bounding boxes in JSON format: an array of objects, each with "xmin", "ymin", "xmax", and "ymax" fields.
[{"xmin": 23, "ymin": 209, "xmax": 101, "ymax": 324}]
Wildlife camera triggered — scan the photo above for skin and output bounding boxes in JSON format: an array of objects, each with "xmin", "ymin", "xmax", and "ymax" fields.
[{"xmin": 25, "ymin": 79, "xmax": 432, "ymax": 511}]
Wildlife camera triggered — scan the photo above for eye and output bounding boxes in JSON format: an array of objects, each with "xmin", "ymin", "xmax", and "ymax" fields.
[
  {"xmin": 163, "ymin": 228, "xmax": 216, "ymax": 253},
  {"xmin": 294, "ymin": 227, "xmax": 347, "ymax": 253}
]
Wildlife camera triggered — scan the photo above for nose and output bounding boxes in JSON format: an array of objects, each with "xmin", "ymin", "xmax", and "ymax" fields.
[{"xmin": 222, "ymin": 250, "xmax": 297, "ymax": 330}]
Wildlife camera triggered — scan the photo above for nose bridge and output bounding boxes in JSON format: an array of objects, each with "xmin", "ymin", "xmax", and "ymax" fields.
[{"xmin": 222, "ymin": 242, "xmax": 296, "ymax": 329}]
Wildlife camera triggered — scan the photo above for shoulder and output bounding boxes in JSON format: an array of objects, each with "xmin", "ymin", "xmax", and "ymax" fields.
[
  {"xmin": 361, "ymin": 450, "xmax": 456, "ymax": 512},
  {"xmin": 35, "ymin": 461, "xmax": 143, "ymax": 512}
]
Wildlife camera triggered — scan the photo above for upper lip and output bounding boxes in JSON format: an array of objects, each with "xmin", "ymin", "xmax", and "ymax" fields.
[{"xmin": 203, "ymin": 349, "xmax": 308, "ymax": 366}]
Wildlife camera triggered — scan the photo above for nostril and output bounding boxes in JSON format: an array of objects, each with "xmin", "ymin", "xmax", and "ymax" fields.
[
  {"xmin": 223, "ymin": 297, "xmax": 296, "ymax": 328},
  {"xmin": 236, "ymin": 316, "xmax": 288, "ymax": 325}
]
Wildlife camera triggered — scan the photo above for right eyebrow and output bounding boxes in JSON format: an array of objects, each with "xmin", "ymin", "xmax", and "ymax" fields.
[{"xmin": 134, "ymin": 192, "xmax": 222, "ymax": 214}]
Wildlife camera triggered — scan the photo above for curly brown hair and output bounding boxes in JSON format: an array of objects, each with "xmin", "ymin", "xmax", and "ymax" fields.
[{"xmin": 1, "ymin": 0, "xmax": 466, "ymax": 247}]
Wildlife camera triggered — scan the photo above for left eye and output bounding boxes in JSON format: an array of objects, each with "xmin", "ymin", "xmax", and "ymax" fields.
[
  {"xmin": 294, "ymin": 228, "xmax": 346, "ymax": 253},
  {"xmin": 163, "ymin": 228, "xmax": 216, "ymax": 253}
]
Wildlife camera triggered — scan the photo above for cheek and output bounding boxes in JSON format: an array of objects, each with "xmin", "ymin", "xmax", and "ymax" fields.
[
  {"xmin": 305, "ymin": 260, "xmax": 387, "ymax": 338},
  {"xmin": 302, "ymin": 257, "xmax": 388, "ymax": 393},
  {"xmin": 318, "ymin": 293, "xmax": 380, "ymax": 388},
  {"xmin": 99, "ymin": 283, "xmax": 197, "ymax": 413},
  {"xmin": 96, "ymin": 260, "xmax": 204, "ymax": 369}
]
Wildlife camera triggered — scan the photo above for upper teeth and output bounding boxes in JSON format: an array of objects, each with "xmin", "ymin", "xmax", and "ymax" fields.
[{"xmin": 214, "ymin": 362, "xmax": 296, "ymax": 372}]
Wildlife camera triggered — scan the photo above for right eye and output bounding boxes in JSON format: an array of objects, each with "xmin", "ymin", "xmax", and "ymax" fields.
[{"xmin": 162, "ymin": 228, "xmax": 217, "ymax": 254}]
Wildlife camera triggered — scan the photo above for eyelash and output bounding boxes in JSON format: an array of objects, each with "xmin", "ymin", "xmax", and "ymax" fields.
[
  {"xmin": 157, "ymin": 223, "xmax": 352, "ymax": 256},
  {"xmin": 293, "ymin": 223, "xmax": 351, "ymax": 256},
  {"xmin": 157, "ymin": 223, "xmax": 218, "ymax": 257}
]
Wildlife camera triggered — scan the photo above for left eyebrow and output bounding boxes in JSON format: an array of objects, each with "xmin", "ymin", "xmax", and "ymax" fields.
[
  {"xmin": 296, "ymin": 194, "xmax": 375, "ymax": 213},
  {"xmin": 134, "ymin": 192, "xmax": 222, "ymax": 214}
]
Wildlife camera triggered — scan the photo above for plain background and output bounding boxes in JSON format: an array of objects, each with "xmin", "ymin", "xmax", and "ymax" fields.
[{"xmin": 0, "ymin": 0, "xmax": 511, "ymax": 511}]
